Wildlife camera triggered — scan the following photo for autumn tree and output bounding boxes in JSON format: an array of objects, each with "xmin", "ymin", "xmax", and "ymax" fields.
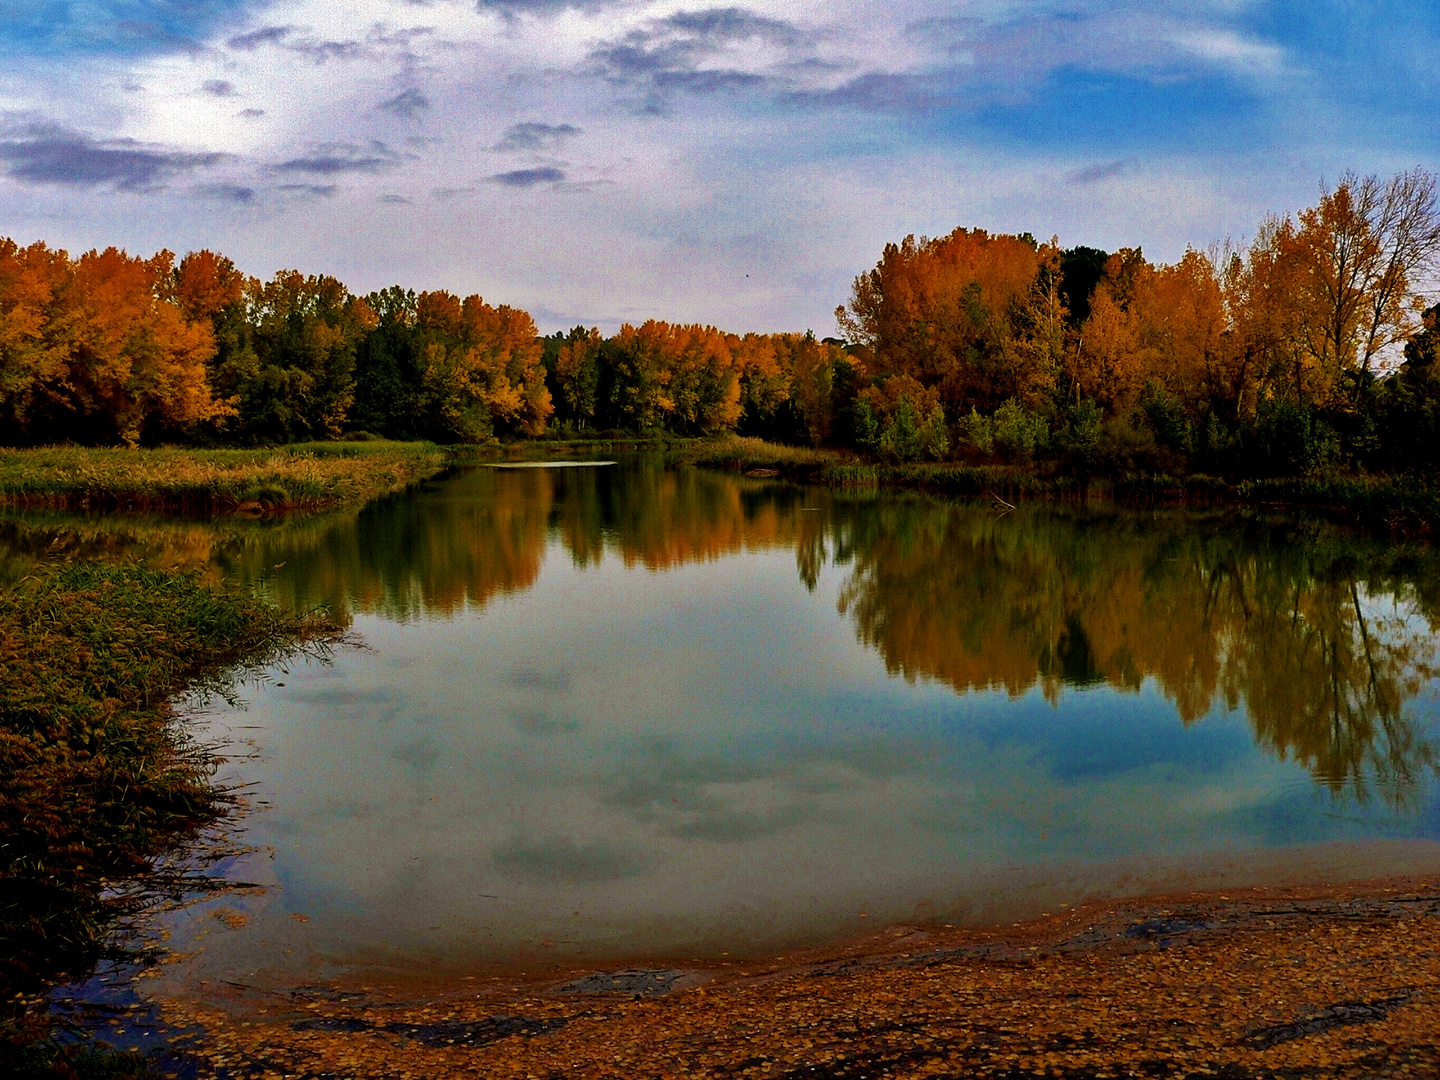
[
  {"xmin": 0, "ymin": 241, "xmax": 230, "ymax": 445},
  {"xmin": 231, "ymin": 270, "xmax": 370, "ymax": 442},
  {"xmin": 0, "ymin": 239, "xmax": 71, "ymax": 438},
  {"xmin": 353, "ymin": 289, "xmax": 553, "ymax": 442},
  {"xmin": 837, "ymin": 228, "xmax": 1055, "ymax": 414}
]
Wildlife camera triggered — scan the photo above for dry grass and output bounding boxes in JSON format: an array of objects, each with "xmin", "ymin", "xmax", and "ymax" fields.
[
  {"xmin": 0, "ymin": 441, "xmax": 449, "ymax": 513},
  {"xmin": 682, "ymin": 436, "xmax": 841, "ymax": 471}
]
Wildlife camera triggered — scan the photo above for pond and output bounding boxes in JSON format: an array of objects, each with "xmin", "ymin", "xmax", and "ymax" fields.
[{"xmin": 6, "ymin": 456, "xmax": 1440, "ymax": 984}]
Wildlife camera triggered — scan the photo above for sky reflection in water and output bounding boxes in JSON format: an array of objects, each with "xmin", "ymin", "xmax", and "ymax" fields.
[{"xmin": 6, "ymin": 458, "xmax": 1440, "ymax": 974}]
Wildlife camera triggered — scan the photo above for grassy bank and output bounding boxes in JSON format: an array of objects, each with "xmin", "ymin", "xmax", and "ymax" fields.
[
  {"xmin": 686, "ymin": 436, "xmax": 1440, "ymax": 536},
  {"xmin": 0, "ymin": 563, "xmax": 340, "ymax": 1075},
  {"xmin": 0, "ymin": 441, "xmax": 449, "ymax": 514}
]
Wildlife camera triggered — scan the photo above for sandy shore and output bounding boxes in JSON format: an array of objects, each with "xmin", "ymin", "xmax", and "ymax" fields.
[{"xmin": 127, "ymin": 876, "xmax": 1440, "ymax": 1078}]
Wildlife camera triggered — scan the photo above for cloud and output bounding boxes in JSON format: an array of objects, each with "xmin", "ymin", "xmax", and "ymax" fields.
[
  {"xmin": 225, "ymin": 23, "xmax": 368, "ymax": 62},
  {"xmin": 492, "ymin": 835, "xmax": 646, "ymax": 882},
  {"xmin": 277, "ymin": 182, "xmax": 338, "ymax": 197},
  {"xmin": 659, "ymin": 7, "xmax": 803, "ymax": 47},
  {"xmin": 227, "ymin": 25, "xmax": 295, "ymax": 50},
  {"xmin": 1068, "ymin": 158, "xmax": 1135, "ymax": 185},
  {"xmin": 276, "ymin": 143, "xmax": 399, "ymax": 175},
  {"xmin": 491, "ymin": 166, "xmax": 565, "ymax": 187},
  {"xmin": 494, "ymin": 122, "xmax": 582, "ymax": 152},
  {"xmin": 432, "ymin": 186, "xmax": 480, "ymax": 200},
  {"xmin": 287, "ymin": 38, "xmax": 368, "ymax": 62},
  {"xmin": 586, "ymin": 6, "xmax": 812, "ymax": 104},
  {"xmin": 237, "ymin": 108, "xmax": 267, "ymax": 119},
  {"xmin": 201, "ymin": 79, "xmax": 238, "ymax": 97},
  {"xmin": 379, "ymin": 89, "xmax": 430, "ymax": 120},
  {"xmin": 378, "ymin": 193, "xmax": 412, "ymax": 204},
  {"xmin": 196, "ymin": 181, "xmax": 257, "ymax": 202},
  {"xmin": 1168, "ymin": 28, "xmax": 1284, "ymax": 75},
  {"xmin": 476, "ymin": 0, "xmax": 604, "ymax": 16},
  {"xmin": 0, "ymin": 123, "xmax": 225, "ymax": 191},
  {"xmin": 788, "ymin": 71, "xmax": 951, "ymax": 113}
]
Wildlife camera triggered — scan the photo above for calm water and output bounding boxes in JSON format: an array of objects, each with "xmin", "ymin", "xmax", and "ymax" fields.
[{"xmin": 7, "ymin": 457, "xmax": 1440, "ymax": 980}]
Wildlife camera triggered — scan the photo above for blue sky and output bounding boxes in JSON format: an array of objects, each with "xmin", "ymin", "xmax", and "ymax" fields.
[{"xmin": 2, "ymin": 0, "xmax": 1437, "ymax": 333}]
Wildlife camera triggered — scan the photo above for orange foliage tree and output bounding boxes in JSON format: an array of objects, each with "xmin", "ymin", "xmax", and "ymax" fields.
[{"xmin": 0, "ymin": 241, "xmax": 229, "ymax": 445}]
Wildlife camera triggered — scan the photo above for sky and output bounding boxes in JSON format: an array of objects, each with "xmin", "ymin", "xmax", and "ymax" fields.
[{"xmin": 2, "ymin": 1, "xmax": 1438, "ymax": 334}]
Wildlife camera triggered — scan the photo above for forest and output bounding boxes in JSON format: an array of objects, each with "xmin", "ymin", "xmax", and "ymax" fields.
[{"xmin": 2, "ymin": 168, "xmax": 1439, "ymax": 480}]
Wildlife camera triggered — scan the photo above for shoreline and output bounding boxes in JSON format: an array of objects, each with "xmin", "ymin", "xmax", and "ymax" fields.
[
  {"xmin": 0, "ymin": 441, "xmax": 450, "ymax": 516},
  {"xmin": 674, "ymin": 436, "xmax": 1440, "ymax": 540},
  {"xmin": 129, "ymin": 875, "xmax": 1440, "ymax": 1078}
]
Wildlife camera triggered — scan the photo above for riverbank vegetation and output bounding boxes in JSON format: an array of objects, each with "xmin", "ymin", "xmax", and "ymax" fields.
[
  {"xmin": 1, "ymin": 171, "xmax": 1435, "ymax": 479},
  {"xmin": 1, "ymin": 168, "xmax": 1439, "ymax": 534},
  {"xmin": 0, "ymin": 563, "xmax": 339, "ymax": 1074},
  {"xmin": 0, "ymin": 441, "xmax": 447, "ymax": 512}
]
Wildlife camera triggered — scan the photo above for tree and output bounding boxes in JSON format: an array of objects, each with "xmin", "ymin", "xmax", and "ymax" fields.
[
  {"xmin": 1263, "ymin": 170, "xmax": 1440, "ymax": 401},
  {"xmin": 239, "ymin": 270, "xmax": 369, "ymax": 441},
  {"xmin": 837, "ymin": 228, "xmax": 1052, "ymax": 414},
  {"xmin": 0, "ymin": 239, "xmax": 71, "ymax": 439}
]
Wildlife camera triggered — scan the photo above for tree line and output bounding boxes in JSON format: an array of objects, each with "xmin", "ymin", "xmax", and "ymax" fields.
[
  {"xmin": 0, "ymin": 240, "xmax": 855, "ymax": 449},
  {"xmin": 3, "ymin": 168, "xmax": 1439, "ymax": 477},
  {"xmin": 837, "ymin": 169, "xmax": 1440, "ymax": 475}
]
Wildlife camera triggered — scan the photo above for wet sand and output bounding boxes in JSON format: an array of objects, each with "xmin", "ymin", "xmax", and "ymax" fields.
[{"xmin": 143, "ymin": 876, "xmax": 1439, "ymax": 1078}]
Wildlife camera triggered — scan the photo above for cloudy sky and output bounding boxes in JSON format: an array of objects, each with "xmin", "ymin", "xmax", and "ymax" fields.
[{"xmin": 2, "ymin": 1, "xmax": 1437, "ymax": 333}]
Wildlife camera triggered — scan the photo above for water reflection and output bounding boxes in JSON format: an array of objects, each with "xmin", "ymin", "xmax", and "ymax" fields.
[
  {"xmin": 7, "ymin": 460, "xmax": 1440, "ymax": 971},
  {"xmin": 5, "ymin": 460, "xmax": 1436, "ymax": 805},
  {"xmin": 833, "ymin": 505, "xmax": 1440, "ymax": 804}
]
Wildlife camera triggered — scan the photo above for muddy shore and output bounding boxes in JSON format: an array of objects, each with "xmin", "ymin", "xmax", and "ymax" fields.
[{"xmin": 86, "ymin": 876, "xmax": 1440, "ymax": 1078}]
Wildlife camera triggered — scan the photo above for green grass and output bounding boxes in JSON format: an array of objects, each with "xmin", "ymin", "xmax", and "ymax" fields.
[
  {"xmin": 0, "ymin": 441, "xmax": 449, "ymax": 513},
  {"xmin": 0, "ymin": 563, "xmax": 340, "ymax": 1072}
]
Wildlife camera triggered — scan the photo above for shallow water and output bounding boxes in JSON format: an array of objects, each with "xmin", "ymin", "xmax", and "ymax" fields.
[{"xmin": 8, "ymin": 458, "xmax": 1440, "ymax": 980}]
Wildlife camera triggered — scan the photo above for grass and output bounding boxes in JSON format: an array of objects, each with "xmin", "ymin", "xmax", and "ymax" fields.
[
  {"xmin": 686, "ymin": 436, "xmax": 1440, "ymax": 538},
  {"xmin": 1238, "ymin": 473, "xmax": 1440, "ymax": 539},
  {"xmin": 0, "ymin": 441, "xmax": 449, "ymax": 514},
  {"xmin": 0, "ymin": 563, "xmax": 340, "ymax": 1074},
  {"xmin": 681, "ymin": 436, "xmax": 836, "ymax": 472},
  {"xmin": 683, "ymin": 436, "xmax": 1065, "ymax": 497}
]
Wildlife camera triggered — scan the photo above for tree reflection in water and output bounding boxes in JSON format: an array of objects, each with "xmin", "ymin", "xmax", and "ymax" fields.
[{"xmin": 2, "ymin": 458, "xmax": 1438, "ymax": 804}]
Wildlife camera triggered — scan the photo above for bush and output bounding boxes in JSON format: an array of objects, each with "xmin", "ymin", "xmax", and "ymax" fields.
[
  {"xmin": 1057, "ymin": 399, "xmax": 1103, "ymax": 469},
  {"xmin": 959, "ymin": 408, "xmax": 994, "ymax": 455},
  {"xmin": 1139, "ymin": 383, "xmax": 1193, "ymax": 454},
  {"xmin": 1248, "ymin": 399, "xmax": 1339, "ymax": 476},
  {"xmin": 878, "ymin": 397, "xmax": 923, "ymax": 462},
  {"xmin": 918, "ymin": 404, "xmax": 950, "ymax": 460},
  {"xmin": 993, "ymin": 399, "xmax": 1049, "ymax": 461}
]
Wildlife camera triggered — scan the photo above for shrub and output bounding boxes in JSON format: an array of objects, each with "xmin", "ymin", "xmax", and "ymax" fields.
[
  {"xmin": 918, "ymin": 404, "xmax": 950, "ymax": 460},
  {"xmin": 878, "ymin": 396, "xmax": 923, "ymax": 462},
  {"xmin": 959, "ymin": 408, "xmax": 994, "ymax": 455},
  {"xmin": 993, "ymin": 399, "xmax": 1049, "ymax": 461},
  {"xmin": 1248, "ymin": 398, "xmax": 1339, "ymax": 476}
]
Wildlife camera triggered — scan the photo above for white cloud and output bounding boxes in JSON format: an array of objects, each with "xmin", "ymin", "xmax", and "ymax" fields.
[{"xmin": 0, "ymin": 1, "xmax": 1433, "ymax": 330}]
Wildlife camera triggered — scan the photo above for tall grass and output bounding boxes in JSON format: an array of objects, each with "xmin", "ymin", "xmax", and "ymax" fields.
[
  {"xmin": 0, "ymin": 563, "xmax": 340, "ymax": 1073},
  {"xmin": 1238, "ymin": 474, "xmax": 1440, "ymax": 538},
  {"xmin": 682, "ymin": 436, "xmax": 837, "ymax": 472},
  {"xmin": 0, "ymin": 441, "xmax": 448, "ymax": 513}
]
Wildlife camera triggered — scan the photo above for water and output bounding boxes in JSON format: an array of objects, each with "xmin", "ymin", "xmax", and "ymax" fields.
[{"xmin": 6, "ymin": 457, "xmax": 1440, "ymax": 982}]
